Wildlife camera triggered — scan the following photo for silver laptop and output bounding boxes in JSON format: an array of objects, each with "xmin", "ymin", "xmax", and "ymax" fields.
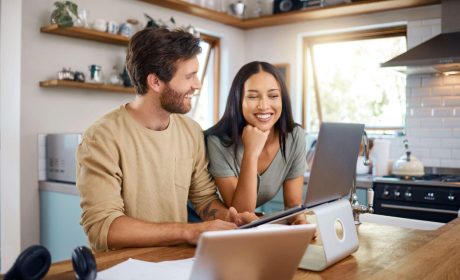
[
  {"xmin": 239, "ymin": 122, "xmax": 364, "ymax": 229},
  {"xmin": 189, "ymin": 224, "xmax": 316, "ymax": 280}
]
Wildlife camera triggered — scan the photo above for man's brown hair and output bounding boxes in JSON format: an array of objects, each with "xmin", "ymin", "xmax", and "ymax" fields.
[{"xmin": 126, "ymin": 27, "xmax": 201, "ymax": 95}]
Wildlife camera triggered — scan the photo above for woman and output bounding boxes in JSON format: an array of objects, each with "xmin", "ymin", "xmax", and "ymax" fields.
[{"xmin": 205, "ymin": 61, "xmax": 307, "ymax": 225}]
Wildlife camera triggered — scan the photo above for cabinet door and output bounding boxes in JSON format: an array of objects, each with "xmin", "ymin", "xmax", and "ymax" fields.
[
  {"xmin": 259, "ymin": 184, "xmax": 308, "ymax": 214},
  {"xmin": 356, "ymin": 188, "xmax": 368, "ymax": 206},
  {"xmin": 40, "ymin": 190, "xmax": 88, "ymax": 262},
  {"xmin": 257, "ymin": 189, "xmax": 283, "ymax": 214}
]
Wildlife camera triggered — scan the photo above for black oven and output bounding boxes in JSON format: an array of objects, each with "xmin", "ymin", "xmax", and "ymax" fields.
[
  {"xmin": 373, "ymin": 171, "xmax": 460, "ymax": 223},
  {"xmin": 373, "ymin": 183, "xmax": 459, "ymax": 223}
]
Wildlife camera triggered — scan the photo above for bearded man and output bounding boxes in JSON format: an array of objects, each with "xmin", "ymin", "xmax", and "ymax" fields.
[{"xmin": 77, "ymin": 27, "xmax": 254, "ymax": 252}]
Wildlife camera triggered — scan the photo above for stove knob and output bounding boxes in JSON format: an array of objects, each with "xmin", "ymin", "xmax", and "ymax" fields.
[
  {"xmin": 394, "ymin": 190, "xmax": 401, "ymax": 197},
  {"xmin": 383, "ymin": 190, "xmax": 390, "ymax": 197},
  {"xmin": 404, "ymin": 191, "xmax": 412, "ymax": 199},
  {"xmin": 448, "ymin": 194, "xmax": 455, "ymax": 201}
]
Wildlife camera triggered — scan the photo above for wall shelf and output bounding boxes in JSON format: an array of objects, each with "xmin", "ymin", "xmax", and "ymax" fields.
[
  {"xmin": 39, "ymin": 80, "xmax": 135, "ymax": 94},
  {"xmin": 141, "ymin": 0, "xmax": 440, "ymax": 29},
  {"xmin": 40, "ymin": 26, "xmax": 133, "ymax": 94},
  {"xmin": 40, "ymin": 24, "xmax": 129, "ymax": 46}
]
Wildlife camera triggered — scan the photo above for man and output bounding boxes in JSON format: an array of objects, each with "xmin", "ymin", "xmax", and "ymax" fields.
[{"xmin": 77, "ymin": 27, "xmax": 254, "ymax": 252}]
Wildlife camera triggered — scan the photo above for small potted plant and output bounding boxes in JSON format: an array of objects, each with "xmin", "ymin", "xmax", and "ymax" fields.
[{"xmin": 50, "ymin": 1, "xmax": 79, "ymax": 27}]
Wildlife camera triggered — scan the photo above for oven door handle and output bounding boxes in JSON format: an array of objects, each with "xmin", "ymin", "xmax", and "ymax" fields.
[{"xmin": 380, "ymin": 203, "xmax": 459, "ymax": 215}]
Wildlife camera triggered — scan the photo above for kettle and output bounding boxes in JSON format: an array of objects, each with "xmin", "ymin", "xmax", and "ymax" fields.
[{"xmin": 392, "ymin": 139, "xmax": 424, "ymax": 177}]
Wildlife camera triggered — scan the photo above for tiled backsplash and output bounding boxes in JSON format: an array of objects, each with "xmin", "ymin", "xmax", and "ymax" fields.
[{"xmin": 402, "ymin": 18, "xmax": 460, "ymax": 168}]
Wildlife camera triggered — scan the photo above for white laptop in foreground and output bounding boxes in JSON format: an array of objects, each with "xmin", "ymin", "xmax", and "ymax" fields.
[
  {"xmin": 98, "ymin": 225, "xmax": 316, "ymax": 280},
  {"xmin": 190, "ymin": 224, "xmax": 316, "ymax": 280}
]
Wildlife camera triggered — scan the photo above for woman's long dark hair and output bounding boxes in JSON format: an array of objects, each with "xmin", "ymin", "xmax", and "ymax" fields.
[{"xmin": 205, "ymin": 61, "xmax": 296, "ymax": 160}]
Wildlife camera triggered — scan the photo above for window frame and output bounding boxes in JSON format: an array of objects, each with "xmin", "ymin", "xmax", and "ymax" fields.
[
  {"xmin": 195, "ymin": 33, "xmax": 221, "ymax": 124},
  {"xmin": 302, "ymin": 26, "xmax": 407, "ymax": 132}
]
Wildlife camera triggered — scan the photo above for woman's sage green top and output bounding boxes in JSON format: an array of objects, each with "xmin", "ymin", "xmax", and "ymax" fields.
[{"xmin": 206, "ymin": 126, "xmax": 307, "ymax": 207}]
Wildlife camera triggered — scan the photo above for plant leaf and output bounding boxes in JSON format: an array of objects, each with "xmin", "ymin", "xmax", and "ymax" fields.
[
  {"xmin": 54, "ymin": 1, "xmax": 65, "ymax": 9},
  {"xmin": 66, "ymin": 2, "xmax": 78, "ymax": 17}
]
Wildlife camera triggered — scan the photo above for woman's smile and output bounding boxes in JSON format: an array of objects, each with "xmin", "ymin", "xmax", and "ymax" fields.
[{"xmin": 255, "ymin": 113, "xmax": 274, "ymax": 122}]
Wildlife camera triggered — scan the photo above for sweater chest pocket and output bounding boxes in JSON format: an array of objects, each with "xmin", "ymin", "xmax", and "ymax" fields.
[{"xmin": 174, "ymin": 157, "xmax": 193, "ymax": 190}]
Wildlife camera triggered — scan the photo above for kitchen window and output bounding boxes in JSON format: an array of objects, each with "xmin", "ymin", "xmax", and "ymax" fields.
[
  {"xmin": 302, "ymin": 26, "xmax": 407, "ymax": 134},
  {"xmin": 188, "ymin": 34, "xmax": 220, "ymax": 130}
]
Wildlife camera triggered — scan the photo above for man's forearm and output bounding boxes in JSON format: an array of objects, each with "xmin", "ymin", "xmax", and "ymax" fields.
[
  {"xmin": 107, "ymin": 214, "xmax": 237, "ymax": 250},
  {"xmin": 107, "ymin": 216, "xmax": 190, "ymax": 250},
  {"xmin": 197, "ymin": 199, "xmax": 230, "ymax": 221},
  {"xmin": 196, "ymin": 199, "xmax": 259, "ymax": 227}
]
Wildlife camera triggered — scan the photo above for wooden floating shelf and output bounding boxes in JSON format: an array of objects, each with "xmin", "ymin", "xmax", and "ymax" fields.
[
  {"xmin": 141, "ymin": 0, "xmax": 440, "ymax": 29},
  {"xmin": 140, "ymin": 0, "xmax": 243, "ymax": 27},
  {"xmin": 39, "ymin": 80, "xmax": 135, "ymax": 94},
  {"xmin": 40, "ymin": 24, "xmax": 130, "ymax": 46}
]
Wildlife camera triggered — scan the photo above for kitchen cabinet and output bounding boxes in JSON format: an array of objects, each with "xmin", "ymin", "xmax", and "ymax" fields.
[
  {"xmin": 39, "ymin": 181, "xmax": 88, "ymax": 262},
  {"xmin": 257, "ymin": 188, "xmax": 287, "ymax": 214},
  {"xmin": 39, "ymin": 24, "xmax": 134, "ymax": 94},
  {"xmin": 355, "ymin": 187, "xmax": 369, "ymax": 205},
  {"xmin": 141, "ymin": 0, "xmax": 440, "ymax": 30}
]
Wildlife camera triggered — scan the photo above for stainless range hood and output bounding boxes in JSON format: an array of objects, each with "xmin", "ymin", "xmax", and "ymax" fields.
[{"xmin": 381, "ymin": 0, "xmax": 460, "ymax": 75}]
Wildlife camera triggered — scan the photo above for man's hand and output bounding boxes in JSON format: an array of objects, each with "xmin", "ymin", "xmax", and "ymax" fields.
[
  {"xmin": 226, "ymin": 207, "xmax": 259, "ymax": 226},
  {"xmin": 186, "ymin": 219, "xmax": 237, "ymax": 245},
  {"xmin": 289, "ymin": 213, "xmax": 308, "ymax": 225},
  {"xmin": 288, "ymin": 214, "xmax": 318, "ymax": 239}
]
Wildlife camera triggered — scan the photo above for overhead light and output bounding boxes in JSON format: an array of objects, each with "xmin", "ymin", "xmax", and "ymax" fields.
[{"xmin": 442, "ymin": 71, "xmax": 460, "ymax": 76}]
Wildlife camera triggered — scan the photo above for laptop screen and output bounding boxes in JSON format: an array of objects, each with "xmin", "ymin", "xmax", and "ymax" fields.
[{"xmin": 304, "ymin": 122, "xmax": 364, "ymax": 208}]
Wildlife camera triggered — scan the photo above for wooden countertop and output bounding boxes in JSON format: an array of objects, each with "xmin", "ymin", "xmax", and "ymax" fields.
[{"xmin": 45, "ymin": 218, "xmax": 460, "ymax": 279}]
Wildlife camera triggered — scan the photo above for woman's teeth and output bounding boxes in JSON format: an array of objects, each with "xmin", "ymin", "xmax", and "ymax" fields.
[{"xmin": 256, "ymin": 113, "xmax": 272, "ymax": 121}]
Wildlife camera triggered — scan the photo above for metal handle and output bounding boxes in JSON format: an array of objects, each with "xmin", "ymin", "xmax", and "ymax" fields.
[
  {"xmin": 367, "ymin": 188, "xmax": 374, "ymax": 206},
  {"xmin": 380, "ymin": 203, "xmax": 459, "ymax": 215}
]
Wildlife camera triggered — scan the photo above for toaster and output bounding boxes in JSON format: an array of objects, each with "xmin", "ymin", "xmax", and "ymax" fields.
[{"xmin": 46, "ymin": 134, "xmax": 82, "ymax": 183}]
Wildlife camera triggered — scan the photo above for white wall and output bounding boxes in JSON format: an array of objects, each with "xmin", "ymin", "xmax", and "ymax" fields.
[
  {"xmin": 1, "ymin": 0, "xmax": 22, "ymax": 272},
  {"xmin": 1, "ymin": 0, "xmax": 245, "ymax": 270}
]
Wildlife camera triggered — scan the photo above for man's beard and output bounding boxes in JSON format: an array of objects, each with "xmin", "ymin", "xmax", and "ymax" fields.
[{"xmin": 159, "ymin": 84, "xmax": 193, "ymax": 114}]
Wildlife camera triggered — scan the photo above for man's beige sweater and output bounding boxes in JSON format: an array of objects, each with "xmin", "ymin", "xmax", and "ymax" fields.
[{"xmin": 76, "ymin": 105, "xmax": 219, "ymax": 251}]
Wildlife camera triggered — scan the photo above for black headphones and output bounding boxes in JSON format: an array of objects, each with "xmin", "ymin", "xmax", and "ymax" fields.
[
  {"xmin": 71, "ymin": 246, "xmax": 97, "ymax": 280},
  {"xmin": 4, "ymin": 245, "xmax": 51, "ymax": 280},
  {"xmin": 4, "ymin": 245, "xmax": 97, "ymax": 280}
]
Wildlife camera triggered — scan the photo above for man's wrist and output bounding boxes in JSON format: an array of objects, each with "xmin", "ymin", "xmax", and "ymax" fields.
[{"xmin": 181, "ymin": 223, "xmax": 197, "ymax": 244}]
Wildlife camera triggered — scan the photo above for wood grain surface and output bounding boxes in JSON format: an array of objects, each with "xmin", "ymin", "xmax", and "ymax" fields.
[{"xmin": 45, "ymin": 218, "xmax": 460, "ymax": 279}]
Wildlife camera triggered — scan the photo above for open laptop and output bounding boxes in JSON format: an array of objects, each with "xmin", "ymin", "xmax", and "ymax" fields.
[
  {"xmin": 97, "ymin": 225, "xmax": 315, "ymax": 280},
  {"xmin": 189, "ymin": 224, "xmax": 316, "ymax": 280},
  {"xmin": 239, "ymin": 122, "xmax": 364, "ymax": 229}
]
